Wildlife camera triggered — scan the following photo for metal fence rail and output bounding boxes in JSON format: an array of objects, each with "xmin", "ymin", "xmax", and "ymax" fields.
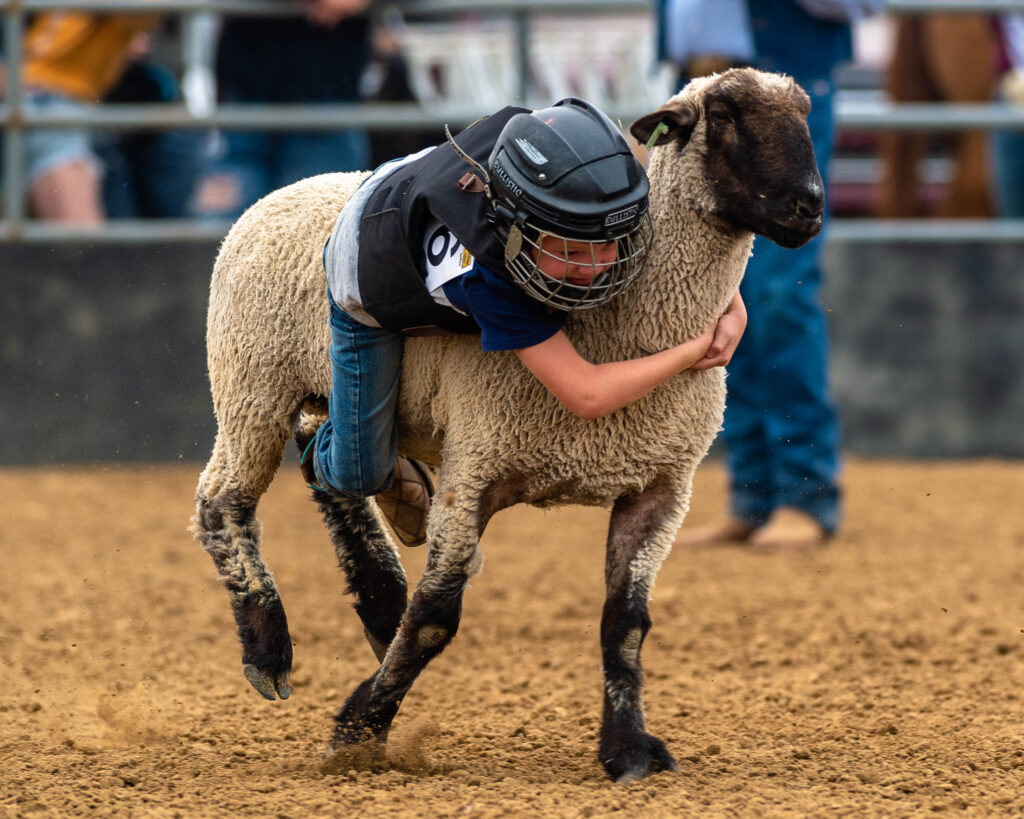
[{"xmin": 3, "ymin": 0, "xmax": 1024, "ymax": 242}]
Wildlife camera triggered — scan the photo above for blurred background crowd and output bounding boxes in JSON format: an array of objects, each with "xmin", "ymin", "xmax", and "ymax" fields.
[{"xmin": 0, "ymin": 0, "xmax": 1021, "ymax": 226}]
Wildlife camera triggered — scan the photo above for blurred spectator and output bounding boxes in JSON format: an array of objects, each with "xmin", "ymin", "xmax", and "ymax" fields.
[
  {"xmin": 658, "ymin": 0, "xmax": 754, "ymax": 80},
  {"xmin": 876, "ymin": 13, "xmax": 999, "ymax": 218},
  {"xmin": 94, "ymin": 36, "xmax": 206, "ymax": 219},
  {"xmin": 361, "ymin": 14, "xmax": 435, "ymax": 168},
  {"xmin": 659, "ymin": 0, "xmax": 878, "ymax": 549},
  {"xmin": 16, "ymin": 11, "xmax": 160, "ymax": 222},
  {"xmin": 1, "ymin": 24, "xmax": 5, "ymax": 209},
  {"xmin": 194, "ymin": 0, "xmax": 374, "ymax": 220},
  {"xmin": 991, "ymin": 13, "xmax": 1024, "ymax": 217}
]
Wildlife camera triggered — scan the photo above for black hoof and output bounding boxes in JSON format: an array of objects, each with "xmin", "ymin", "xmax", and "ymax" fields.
[
  {"xmin": 243, "ymin": 663, "xmax": 293, "ymax": 700},
  {"xmin": 600, "ymin": 732, "xmax": 678, "ymax": 784},
  {"xmin": 320, "ymin": 679, "xmax": 395, "ymax": 774},
  {"xmin": 234, "ymin": 596, "xmax": 293, "ymax": 699},
  {"xmin": 329, "ymin": 677, "xmax": 400, "ymax": 750}
]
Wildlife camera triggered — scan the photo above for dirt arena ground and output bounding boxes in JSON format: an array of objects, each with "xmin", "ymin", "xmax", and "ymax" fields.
[{"xmin": 3, "ymin": 458, "xmax": 1024, "ymax": 817}]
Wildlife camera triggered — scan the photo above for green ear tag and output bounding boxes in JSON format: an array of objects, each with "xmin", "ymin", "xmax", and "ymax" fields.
[{"xmin": 645, "ymin": 121, "xmax": 670, "ymax": 151}]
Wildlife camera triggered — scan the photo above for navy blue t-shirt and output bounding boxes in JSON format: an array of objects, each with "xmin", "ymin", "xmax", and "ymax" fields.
[{"xmin": 442, "ymin": 263, "xmax": 565, "ymax": 352}]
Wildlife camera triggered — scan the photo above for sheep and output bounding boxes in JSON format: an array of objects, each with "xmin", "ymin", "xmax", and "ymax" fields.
[{"xmin": 192, "ymin": 67, "xmax": 824, "ymax": 784}]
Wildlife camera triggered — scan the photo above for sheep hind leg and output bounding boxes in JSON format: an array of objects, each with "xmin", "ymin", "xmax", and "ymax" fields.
[
  {"xmin": 599, "ymin": 475, "xmax": 687, "ymax": 783},
  {"xmin": 193, "ymin": 434, "xmax": 294, "ymax": 701}
]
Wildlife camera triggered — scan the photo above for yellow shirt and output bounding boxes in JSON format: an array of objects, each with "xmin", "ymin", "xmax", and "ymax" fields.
[{"xmin": 23, "ymin": 12, "xmax": 160, "ymax": 102}]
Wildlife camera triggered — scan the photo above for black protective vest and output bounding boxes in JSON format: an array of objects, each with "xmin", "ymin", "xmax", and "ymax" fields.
[{"xmin": 357, "ymin": 106, "xmax": 528, "ymax": 335}]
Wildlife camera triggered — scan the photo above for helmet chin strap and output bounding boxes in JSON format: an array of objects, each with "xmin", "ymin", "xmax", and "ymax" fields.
[
  {"xmin": 445, "ymin": 124, "xmax": 492, "ymax": 197},
  {"xmin": 446, "ymin": 122, "xmax": 540, "ymax": 282},
  {"xmin": 445, "ymin": 124, "xmax": 527, "ymax": 269}
]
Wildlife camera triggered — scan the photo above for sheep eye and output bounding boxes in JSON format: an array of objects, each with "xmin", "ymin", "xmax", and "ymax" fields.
[{"xmin": 710, "ymin": 110, "xmax": 733, "ymax": 126}]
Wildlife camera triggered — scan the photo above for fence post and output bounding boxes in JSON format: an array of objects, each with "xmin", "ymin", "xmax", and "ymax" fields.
[{"xmin": 2, "ymin": 2, "xmax": 26, "ymax": 233}]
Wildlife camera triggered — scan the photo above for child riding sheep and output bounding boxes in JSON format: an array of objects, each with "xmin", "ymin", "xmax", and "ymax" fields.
[{"xmin": 302, "ymin": 98, "xmax": 746, "ymax": 546}]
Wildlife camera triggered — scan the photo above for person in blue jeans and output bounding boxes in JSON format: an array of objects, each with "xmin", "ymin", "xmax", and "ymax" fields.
[
  {"xmin": 299, "ymin": 99, "xmax": 747, "ymax": 546},
  {"xmin": 195, "ymin": 0, "xmax": 372, "ymax": 219},
  {"xmin": 659, "ymin": 0, "xmax": 877, "ymax": 548},
  {"xmin": 96, "ymin": 56, "xmax": 205, "ymax": 218},
  {"xmin": 991, "ymin": 13, "xmax": 1024, "ymax": 218}
]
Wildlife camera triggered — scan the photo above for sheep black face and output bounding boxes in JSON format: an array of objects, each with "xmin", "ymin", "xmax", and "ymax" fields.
[{"xmin": 632, "ymin": 68, "xmax": 824, "ymax": 249}]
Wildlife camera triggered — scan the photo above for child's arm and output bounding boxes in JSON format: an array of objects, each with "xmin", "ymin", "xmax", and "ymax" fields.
[
  {"xmin": 515, "ymin": 290, "xmax": 745, "ymax": 420},
  {"xmin": 516, "ymin": 329, "xmax": 713, "ymax": 419}
]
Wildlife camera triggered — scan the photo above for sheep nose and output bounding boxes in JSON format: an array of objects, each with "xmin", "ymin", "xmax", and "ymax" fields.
[{"xmin": 794, "ymin": 188, "xmax": 824, "ymax": 220}]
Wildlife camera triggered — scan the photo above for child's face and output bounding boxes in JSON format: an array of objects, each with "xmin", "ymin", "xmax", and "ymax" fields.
[{"xmin": 533, "ymin": 235, "xmax": 618, "ymax": 286}]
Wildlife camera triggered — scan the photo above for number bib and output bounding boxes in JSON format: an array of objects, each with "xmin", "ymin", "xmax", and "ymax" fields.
[{"xmin": 423, "ymin": 218, "xmax": 475, "ymax": 292}]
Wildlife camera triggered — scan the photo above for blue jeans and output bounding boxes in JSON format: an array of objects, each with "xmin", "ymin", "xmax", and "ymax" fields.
[
  {"xmin": 22, "ymin": 91, "xmax": 99, "ymax": 184},
  {"xmin": 96, "ymin": 128, "xmax": 206, "ymax": 218},
  {"xmin": 990, "ymin": 101, "xmax": 1024, "ymax": 217},
  {"xmin": 311, "ymin": 297, "xmax": 404, "ymax": 497},
  {"xmin": 201, "ymin": 128, "xmax": 369, "ymax": 219},
  {"xmin": 721, "ymin": 54, "xmax": 842, "ymax": 533}
]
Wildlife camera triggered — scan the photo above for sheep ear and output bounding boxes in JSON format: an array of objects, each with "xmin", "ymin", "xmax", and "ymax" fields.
[{"xmin": 630, "ymin": 102, "xmax": 699, "ymax": 150}]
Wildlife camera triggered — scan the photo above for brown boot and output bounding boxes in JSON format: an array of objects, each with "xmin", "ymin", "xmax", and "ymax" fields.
[
  {"xmin": 298, "ymin": 436, "xmax": 325, "ymax": 491},
  {"xmin": 375, "ymin": 457, "xmax": 434, "ymax": 547}
]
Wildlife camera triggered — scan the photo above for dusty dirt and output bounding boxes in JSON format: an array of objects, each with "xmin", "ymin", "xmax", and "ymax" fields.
[{"xmin": 3, "ymin": 458, "xmax": 1024, "ymax": 817}]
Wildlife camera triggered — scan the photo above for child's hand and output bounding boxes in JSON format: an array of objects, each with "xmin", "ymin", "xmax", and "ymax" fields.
[
  {"xmin": 692, "ymin": 290, "xmax": 746, "ymax": 370},
  {"xmin": 686, "ymin": 324, "xmax": 718, "ymax": 364}
]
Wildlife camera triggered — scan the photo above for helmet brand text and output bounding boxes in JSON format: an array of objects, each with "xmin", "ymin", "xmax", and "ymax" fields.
[
  {"xmin": 604, "ymin": 204, "xmax": 639, "ymax": 227},
  {"xmin": 492, "ymin": 161, "xmax": 523, "ymax": 199}
]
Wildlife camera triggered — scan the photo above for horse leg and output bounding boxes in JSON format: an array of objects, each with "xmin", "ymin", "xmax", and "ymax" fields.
[
  {"xmin": 598, "ymin": 472, "xmax": 689, "ymax": 783},
  {"xmin": 923, "ymin": 14, "xmax": 997, "ymax": 218},
  {"xmin": 318, "ymin": 489, "xmax": 485, "ymax": 773},
  {"xmin": 877, "ymin": 16, "xmax": 931, "ymax": 218},
  {"xmin": 192, "ymin": 409, "xmax": 295, "ymax": 701},
  {"xmin": 941, "ymin": 133, "xmax": 995, "ymax": 217},
  {"xmin": 293, "ymin": 410, "xmax": 408, "ymax": 663}
]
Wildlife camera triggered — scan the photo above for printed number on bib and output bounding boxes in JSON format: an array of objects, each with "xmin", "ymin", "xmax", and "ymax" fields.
[{"xmin": 424, "ymin": 221, "xmax": 474, "ymax": 292}]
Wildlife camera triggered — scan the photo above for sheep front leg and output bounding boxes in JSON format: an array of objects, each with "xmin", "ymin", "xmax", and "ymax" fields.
[
  {"xmin": 599, "ymin": 475, "xmax": 687, "ymax": 783},
  {"xmin": 319, "ymin": 509, "xmax": 482, "ymax": 773}
]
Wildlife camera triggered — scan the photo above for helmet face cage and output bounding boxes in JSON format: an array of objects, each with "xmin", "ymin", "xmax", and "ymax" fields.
[{"xmin": 496, "ymin": 212, "xmax": 654, "ymax": 311}]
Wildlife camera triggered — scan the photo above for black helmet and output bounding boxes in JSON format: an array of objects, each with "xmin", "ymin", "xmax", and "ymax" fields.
[{"xmin": 486, "ymin": 98, "xmax": 652, "ymax": 311}]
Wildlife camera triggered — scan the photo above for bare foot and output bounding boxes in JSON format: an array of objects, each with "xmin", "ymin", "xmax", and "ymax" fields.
[
  {"xmin": 748, "ymin": 507, "xmax": 829, "ymax": 552},
  {"xmin": 674, "ymin": 518, "xmax": 755, "ymax": 547}
]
